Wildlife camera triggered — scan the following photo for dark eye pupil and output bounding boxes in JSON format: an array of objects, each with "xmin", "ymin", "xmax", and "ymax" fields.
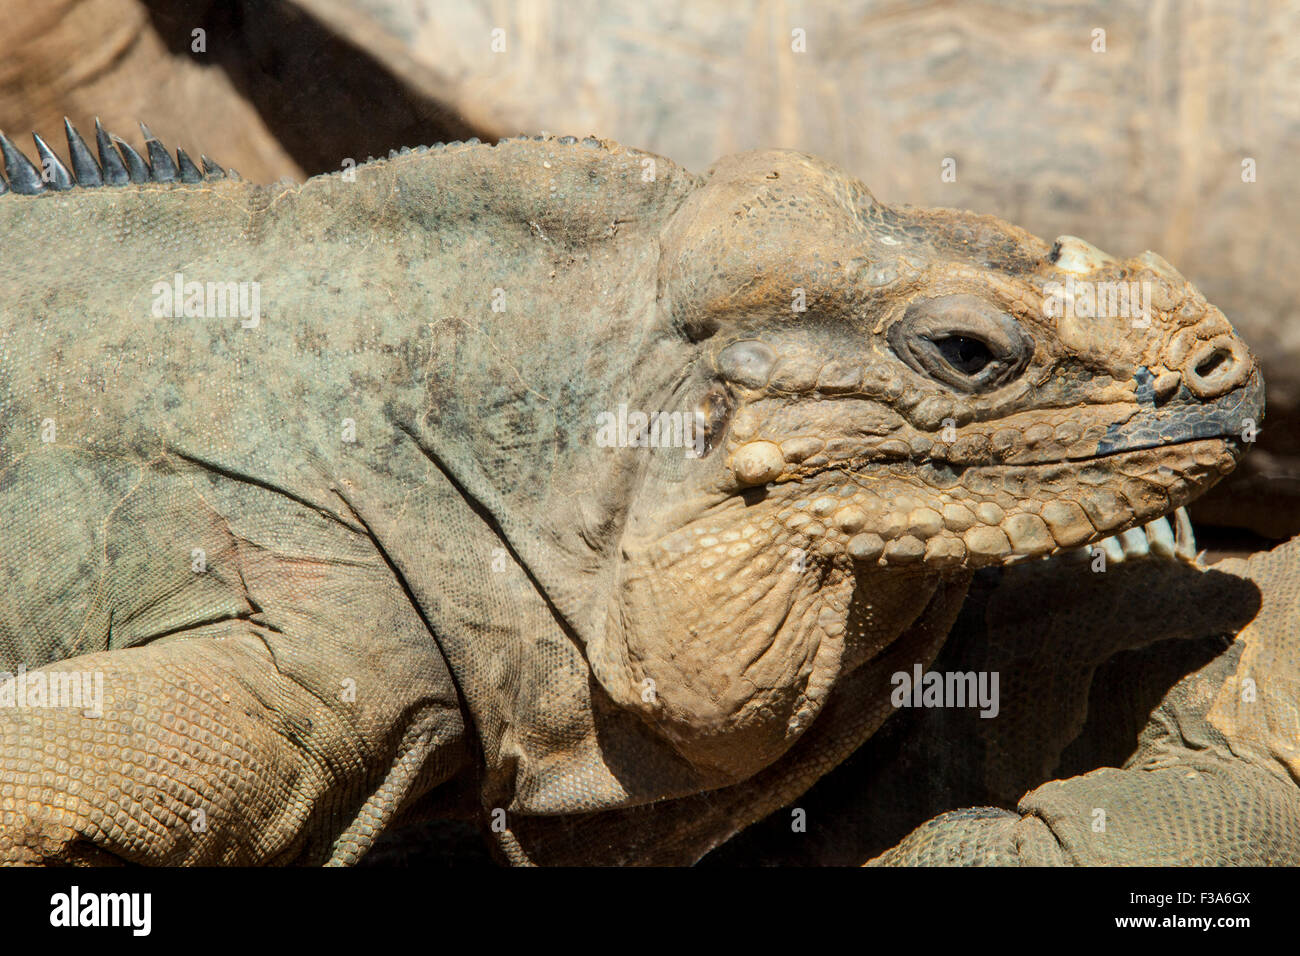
[{"xmin": 934, "ymin": 336, "xmax": 993, "ymax": 374}]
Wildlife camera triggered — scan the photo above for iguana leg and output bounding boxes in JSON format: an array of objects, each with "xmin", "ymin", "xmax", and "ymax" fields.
[
  {"xmin": 870, "ymin": 536, "xmax": 1300, "ymax": 866},
  {"xmin": 0, "ymin": 459, "xmax": 468, "ymax": 865},
  {"xmin": 0, "ymin": 629, "xmax": 465, "ymax": 865},
  {"xmin": 869, "ymin": 758, "xmax": 1300, "ymax": 865}
]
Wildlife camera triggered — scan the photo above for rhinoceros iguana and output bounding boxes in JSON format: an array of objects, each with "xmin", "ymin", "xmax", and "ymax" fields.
[{"xmin": 0, "ymin": 122, "xmax": 1274, "ymax": 865}]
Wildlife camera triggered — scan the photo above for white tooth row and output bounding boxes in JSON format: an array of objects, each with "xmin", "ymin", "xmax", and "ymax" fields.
[{"xmin": 1063, "ymin": 509, "xmax": 1198, "ymax": 565}]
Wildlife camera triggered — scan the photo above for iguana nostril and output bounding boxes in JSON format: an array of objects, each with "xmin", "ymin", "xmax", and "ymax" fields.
[
  {"xmin": 1196, "ymin": 349, "xmax": 1229, "ymax": 378},
  {"xmin": 1183, "ymin": 335, "xmax": 1251, "ymax": 398}
]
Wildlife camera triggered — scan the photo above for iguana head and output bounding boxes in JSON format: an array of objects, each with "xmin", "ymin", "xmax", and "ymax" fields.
[{"xmin": 586, "ymin": 149, "xmax": 1263, "ymax": 781}]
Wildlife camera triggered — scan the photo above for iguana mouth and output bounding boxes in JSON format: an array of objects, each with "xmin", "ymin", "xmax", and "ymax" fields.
[
  {"xmin": 771, "ymin": 433, "xmax": 1255, "ymax": 510},
  {"xmin": 699, "ymin": 436, "xmax": 1239, "ymax": 571},
  {"xmin": 768, "ymin": 434, "xmax": 1242, "ymax": 485},
  {"xmin": 725, "ymin": 364, "xmax": 1261, "ymax": 486}
]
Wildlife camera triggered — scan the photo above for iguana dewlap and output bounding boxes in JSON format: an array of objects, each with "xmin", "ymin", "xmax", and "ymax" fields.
[{"xmin": 0, "ymin": 123, "xmax": 1268, "ymax": 864}]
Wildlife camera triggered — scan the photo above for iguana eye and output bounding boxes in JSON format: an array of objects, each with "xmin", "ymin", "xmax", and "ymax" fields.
[
  {"xmin": 888, "ymin": 294, "xmax": 1033, "ymax": 393},
  {"xmin": 931, "ymin": 335, "xmax": 993, "ymax": 375}
]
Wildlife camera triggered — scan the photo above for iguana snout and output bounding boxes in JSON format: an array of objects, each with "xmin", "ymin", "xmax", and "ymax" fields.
[
  {"xmin": 588, "ymin": 148, "xmax": 1262, "ymax": 782},
  {"xmin": 650, "ymin": 150, "xmax": 1263, "ymax": 567}
]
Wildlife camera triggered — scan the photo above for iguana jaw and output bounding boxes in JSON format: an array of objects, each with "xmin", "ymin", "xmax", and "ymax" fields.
[
  {"xmin": 590, "ymin": 427, "xmax": 1244, "ymax": 783},
  {"xmin": 719, "ymin": 438, "xmax": 1241, "ymax": 570},
  {"xmin": 711, "ymin": 376, "xmax": 1259, "ymax": 570},
  {"xmin": 588, "ymin": 380, "xmax": 1257, "ymax": 782}
]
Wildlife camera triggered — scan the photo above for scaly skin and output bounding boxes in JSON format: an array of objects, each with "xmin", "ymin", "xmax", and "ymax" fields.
[
  {"xmin": 864, "ymin": 534, "xmax": 1300, "ymax": 866},
  {"xmin": 0, "ymin": 125, "xmax": 1264, "ymax": 864}
]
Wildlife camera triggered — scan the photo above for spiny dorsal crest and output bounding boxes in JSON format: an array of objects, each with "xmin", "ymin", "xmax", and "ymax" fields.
[
  {"xmin": 1, "ymin": 126, "xmax": 640, "ymax": 195},
  {"xmin": 0, "ymin": 119, "xmax": 232, "ymax": 196}
]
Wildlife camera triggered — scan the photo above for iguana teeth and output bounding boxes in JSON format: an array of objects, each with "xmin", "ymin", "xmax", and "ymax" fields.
[
  {"xmin": 32, "ymin": 132, "xmax": 73, "ymax": 190},
  {"xmin": 0, "ymin": 131, "xmax": 46, "ymax": 194},
  {"xmin": 140, "ymin": 122, "xmax": 177, "ymax": 182},
  {"xmin": 63, "ymin": 117, "xmax": 102, "ymax": 187},
  {"xmin": 1145, "ymin": 512, "xmax": 1177, "ymax": 557},
  {"xmin": 1074, "ymin": 511, "xmax": 1197, "ymax": 565},
  {"xmin": 1173, "ymin": 506, "xmax": 1196, "ymax": 557},
  {"xmin": 201, "ymin": 154, "xmax": 226, "ymax": 179},
  {"xmin": 731, "ymin": 441, "xmax": 784, "ymax": 486},
  {"xmin": 95, "ymin": 118, "xmax": 129, "ymax": 186}
]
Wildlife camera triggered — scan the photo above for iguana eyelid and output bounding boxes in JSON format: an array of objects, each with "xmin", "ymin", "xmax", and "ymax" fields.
[
  {"xmin": 888, "ymin": 293, "xmax": 1034, "ymax": 392},
  {"xmin": 913, "ymin": 339, "xmax": 1007, "ymax": 391}
]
